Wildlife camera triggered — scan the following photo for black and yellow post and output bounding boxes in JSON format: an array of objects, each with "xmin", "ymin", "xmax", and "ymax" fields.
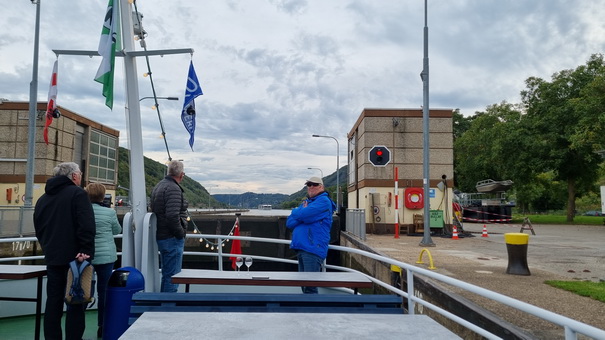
[{"xmin": 504, "ymin": 233, "xmax": 531, "ymax": 275}]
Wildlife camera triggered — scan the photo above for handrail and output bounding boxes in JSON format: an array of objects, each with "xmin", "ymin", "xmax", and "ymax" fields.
[{"xmin": 1, "ymin": 235, "xmax": 603, "ymax": 339}]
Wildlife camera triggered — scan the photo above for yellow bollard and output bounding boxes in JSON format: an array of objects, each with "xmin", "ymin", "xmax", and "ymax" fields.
[
  {"xmin": 416, "ymin": 248, "xmax": 437, "ymax": 270},
  {"xmin": 504, "ymin": 233, "xmax": 530, "ymax": 275}
]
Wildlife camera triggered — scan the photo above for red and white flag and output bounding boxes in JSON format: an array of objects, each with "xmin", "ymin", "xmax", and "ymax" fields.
[
  {"xmin": 44, "ymin": 60, "xmax": 58, "ymax": 145},
  {"xmin": 230, "ymin": 217, "xmax": 242, "ymax": 270}
]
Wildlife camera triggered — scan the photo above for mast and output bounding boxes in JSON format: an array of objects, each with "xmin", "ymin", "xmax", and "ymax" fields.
[
  {"xmin": 53, "ymin": 1, "xmax": 193, "ymax": 282},
  {"xmin": 119, "ymin": 0, "xmax": 145, "ymax": 268}
]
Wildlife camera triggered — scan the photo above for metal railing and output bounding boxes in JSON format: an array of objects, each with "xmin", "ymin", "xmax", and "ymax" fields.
[
  {"xmin": 0, "ymin": 207, "xmax": 35, "ymax": 237},
  {"xmin": 1, "ymin": 235, "xmax": 604, "ymax": 340},
  {"xmin": 345, "ymin": 209, "xmax": 366, "ymax": 240}
]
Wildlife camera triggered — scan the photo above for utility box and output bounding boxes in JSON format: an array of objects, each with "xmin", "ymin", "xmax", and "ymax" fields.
[{"xmin": 429, "ymin": 210, "xmax": 444, "ymax": 229}]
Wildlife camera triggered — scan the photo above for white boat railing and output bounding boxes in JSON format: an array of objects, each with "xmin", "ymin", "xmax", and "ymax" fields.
[{"xmin": 1, "ymin": 235, "xmax": 604, "ymax": 340}]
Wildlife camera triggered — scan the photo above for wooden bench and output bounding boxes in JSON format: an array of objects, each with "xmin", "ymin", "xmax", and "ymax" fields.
[{"xmin": 129, "ymin": 292, "xmax": 404, "ymax": 325}]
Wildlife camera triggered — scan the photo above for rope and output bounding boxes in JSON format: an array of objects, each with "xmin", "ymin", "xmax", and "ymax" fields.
[{"xmin": 132, "ymin": 1, "xmax": 173, "ymax": 161}]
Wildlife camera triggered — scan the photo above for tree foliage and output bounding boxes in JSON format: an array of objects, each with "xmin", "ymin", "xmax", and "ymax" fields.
[
  {"xmin": 116, "ymin": 147, "xmax": 223, "ymax": 208},
  {"xmin": 520, "ymin": 54, "xmax": 605, "ymax": 220},
  {"xmin": 455, "ymin": 54, "xmax": 605, "ymax": 219}
]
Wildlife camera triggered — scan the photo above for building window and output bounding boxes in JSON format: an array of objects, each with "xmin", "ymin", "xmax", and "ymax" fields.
[{"xmin": 88, "ymin": 130, "xmax": 117, "ymax": 184}]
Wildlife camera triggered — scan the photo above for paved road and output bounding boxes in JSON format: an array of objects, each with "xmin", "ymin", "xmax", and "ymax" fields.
[
  {"xmin": 363, "ymin": 222, "xmax": 605, "ymax": 339},
  {"xmin": 449, "ymin": 223, "xmax": 604, "ymax": 281}
]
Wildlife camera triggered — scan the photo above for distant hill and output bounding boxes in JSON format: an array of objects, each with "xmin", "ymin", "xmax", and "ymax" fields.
[
  {"xmin": 213, "ymin": 192, "xmax": 289, "ymax": 209},
  {"xmin": 117, "ymin": 147, "xmax": 347, "ymax": 209},
  {"xmin": 116, "ymin": 147, "xmax": 223, "ymax": 208},
  {"xmin": 212, "ymin": 166, "xmax": 348, "ymax": 209},
  {"xmin": 281, "ymin": 166, "xmax": 348, "ymax": 208}
]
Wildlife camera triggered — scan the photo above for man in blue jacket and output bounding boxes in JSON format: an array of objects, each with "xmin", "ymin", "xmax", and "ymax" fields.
[{"xmin": 286, "ymin": 176, "xmax": 336, "ymax": 294}]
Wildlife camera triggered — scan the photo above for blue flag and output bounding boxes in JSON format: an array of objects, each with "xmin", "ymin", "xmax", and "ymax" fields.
[{"xmin": 181, "ymin": 61, "xmax": 203, "ymax": 150}]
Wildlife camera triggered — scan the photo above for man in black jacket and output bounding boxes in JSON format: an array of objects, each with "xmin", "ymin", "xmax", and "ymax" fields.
[
  {"xmin": 34, "ymin": 162, "xmax": 95, "ymax": 340},
  {"xmin": 150, "ymin": 160, "xmax": 189, "ymax": 292}
]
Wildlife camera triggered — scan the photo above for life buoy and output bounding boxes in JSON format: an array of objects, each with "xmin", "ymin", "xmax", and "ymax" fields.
[{"xmin": 404, "ymin": 188, "xmax": 423, "ymax": 209}]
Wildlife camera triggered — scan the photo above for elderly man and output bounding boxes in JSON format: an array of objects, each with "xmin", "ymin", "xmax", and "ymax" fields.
[
  {"xmin": 150, "ymin": 160, "xmax": 189, "ymax": 292},
  {"xmin": 286, "ymin": 176, "xmax": 336, "ymax": 293},
  {"xmin": 34, "ymin": 162, "xmax": 95, "ymax": 340}
]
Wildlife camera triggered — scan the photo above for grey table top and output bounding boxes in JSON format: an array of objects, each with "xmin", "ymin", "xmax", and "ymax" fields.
[
  {"xmin": 120, "ymin": 311, "xmax": 461, "ymax": 339},
  {"xmin": 172, "ymin": 269, "xmax": 373, "ymax": 288}
]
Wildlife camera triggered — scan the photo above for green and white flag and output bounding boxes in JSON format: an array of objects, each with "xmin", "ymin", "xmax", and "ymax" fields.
[{"xmin": 94, "ymin": 0, "xmax": 120, "ymax": 109}]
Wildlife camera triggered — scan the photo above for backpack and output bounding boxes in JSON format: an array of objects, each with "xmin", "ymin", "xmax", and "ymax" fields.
[{"xmin": 65, "ymin": 260, "xmax": 96, "ymax": 307}]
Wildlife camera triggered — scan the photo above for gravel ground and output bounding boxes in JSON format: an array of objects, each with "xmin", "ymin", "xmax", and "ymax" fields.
[{"xmin": 362, "ymin": 223, "xmax": 605, "ymax": 339}]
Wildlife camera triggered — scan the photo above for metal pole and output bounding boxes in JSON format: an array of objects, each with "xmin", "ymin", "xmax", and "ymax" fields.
[
  {"xmin": 419, "ymin": 0, "xmax": 434, "ymax": 247},
  {"xmin": 394, "ymin": 167, "xmax": 399, "ymax": 239},
  {"xmin": 25, "ymin": 0, "xmax": 41, "ymax": 209},
  {"xmin": 312, "ymin": 135, "xmax": 340, "ymax": 209},
  {"xmin": 307, "ymin": 167, "xmax": 324, "ymax": 178},
  {"xmin": 120, "ymin": 0, "xmax": 146, "ymax": 268}
]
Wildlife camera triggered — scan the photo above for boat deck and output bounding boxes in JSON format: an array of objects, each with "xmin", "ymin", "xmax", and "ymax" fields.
[{"xmin": 0, "ymin": 310, "xmax": 99, "ymax": 339}]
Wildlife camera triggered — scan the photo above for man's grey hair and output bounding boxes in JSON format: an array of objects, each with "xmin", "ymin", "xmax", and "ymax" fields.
[
  {"xmin": 167, "ymin": 160, "xmax": 184, "ymax": 177},
  {"xmin": 53, "ymin": 162, "xmax": 80, "ymax": 177}
]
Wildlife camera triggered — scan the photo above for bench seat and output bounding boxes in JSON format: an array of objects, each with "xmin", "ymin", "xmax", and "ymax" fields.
[{"xmin": 129, "ymin": 292, "xmax": 404, "ymax": 325}]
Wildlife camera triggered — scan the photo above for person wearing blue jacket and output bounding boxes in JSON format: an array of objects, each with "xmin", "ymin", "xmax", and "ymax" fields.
[
  {"xmin": 286, "ymin": 176, "xmax": 336, "ymax": 294},
  {"xmin": 85, "ymin": 183, "xmax": 122, "ymax": 338}
]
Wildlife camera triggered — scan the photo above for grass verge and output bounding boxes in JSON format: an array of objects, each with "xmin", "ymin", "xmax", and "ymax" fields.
[
  {"xmin": 544, "ymin": 280, "xmax": 605, "ymax": 303},
  {"xmin": 511, "ymin": 214, "xmax": 605, "ymax": 225}
]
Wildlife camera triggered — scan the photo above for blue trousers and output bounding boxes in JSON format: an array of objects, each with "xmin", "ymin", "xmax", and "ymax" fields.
[
  {"xmin": 93, "ymin": 262, "xmax": 114, "ymax": 328},
  {"xmin": 296, "ymin": 250, "xmax": 324, "ymax": 294},
  {"xmin": 157, "ymin": 237, "xmax": 185, "ymax": 292},
  {"xmin": 45, "ymin": 265, "xmax": 86, "ymax": 340}
]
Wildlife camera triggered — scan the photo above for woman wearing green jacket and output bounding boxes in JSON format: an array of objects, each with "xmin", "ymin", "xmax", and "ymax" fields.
[{"xmin": 86, "ymin": 183, "xmax": 122, "ymax": 338}]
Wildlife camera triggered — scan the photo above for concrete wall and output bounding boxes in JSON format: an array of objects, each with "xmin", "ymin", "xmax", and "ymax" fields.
[
  {"xmin": 0, "ymin": 101, "xmax": 119, "ymax": 207},
  {"xmin": 347, "ymin": 109, "xmax": 454, "ymax": 234}
]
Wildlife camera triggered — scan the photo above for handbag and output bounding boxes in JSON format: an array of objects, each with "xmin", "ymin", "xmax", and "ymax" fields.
[{"xmin": 64, "ymin": 259, "xmax": 96, "ymax": 307}]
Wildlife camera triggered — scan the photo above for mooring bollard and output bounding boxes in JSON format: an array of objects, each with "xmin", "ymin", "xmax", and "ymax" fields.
[{"xmin": 504, "ymin": 233, "xmax": 531, "ymax": 275}]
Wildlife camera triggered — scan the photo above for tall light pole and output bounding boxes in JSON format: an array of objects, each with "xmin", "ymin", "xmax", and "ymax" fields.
[
  {"xmin": 419, "ymin": 0, "xmax": 435, "ymax": 247},
  {"xmin": 25, "ymin": 0, "xmax": 41, "ymax": 208},
  {"xmin": 139, "ymin": 96, "xmax": 179, "ymax": 161},
  {"xmin": 312, "ymin": 134, "xmax": 340, "ymax": 209},
  {"xmin": 307, "ymin": 167, "xmax": 324, "ymax": 178},
  {"xmin": 139, "ymin": 96, "xmax": 179, "ymax": 103}
]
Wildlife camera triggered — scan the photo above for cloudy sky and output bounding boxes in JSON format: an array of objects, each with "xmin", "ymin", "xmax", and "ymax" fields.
[{"xmin": 2, "ymin": 0, "xmax": 604, "ymax": 194}]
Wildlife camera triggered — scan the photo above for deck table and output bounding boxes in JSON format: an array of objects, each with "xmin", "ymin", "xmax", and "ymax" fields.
[{"xmin": 0, "ymin": 264, "xmax": 47, "ymax": 340}]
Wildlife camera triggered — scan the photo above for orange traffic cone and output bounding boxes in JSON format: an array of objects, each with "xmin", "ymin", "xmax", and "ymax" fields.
[
  {"xmin": 452, "ymin": 225, "xmax": 459, "ymax": 240},
  {"xmin": 482, "ymin": 225, "xmax": 489, "ymax": 237}
]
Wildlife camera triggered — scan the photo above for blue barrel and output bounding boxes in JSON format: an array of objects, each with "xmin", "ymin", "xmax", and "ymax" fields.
[{"xmin": 103, "ymin": 267, "xmax": 145, "ymax": 340}]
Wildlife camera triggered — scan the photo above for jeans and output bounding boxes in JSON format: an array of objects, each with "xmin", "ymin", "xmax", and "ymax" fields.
[
  {"xmin": 296, "ymin": 250, "xmax": 324, "ymax": 294},
  {"xmin": 45, "ymin": 265, "xmax": 86, "ymax": 340},
  {"xmin": 93, "ymin": 262, "xmax": 114, "ymax": 329},
  {"xmin": 157, "ymin": 237, "xmax": 185, "ymax": 292}
]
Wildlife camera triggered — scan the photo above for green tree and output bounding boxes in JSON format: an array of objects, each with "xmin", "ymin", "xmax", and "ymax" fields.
[
  {"xmin": 452, "ymin": 108, "xmax": 475, "ymax": 141},
  {"xmin": 521, "ymin": 54, "xmax": 605, "ymax": 221},
  {"xmin": 453, "ymin": 102, "xmax": 526, "ymax": 192}
]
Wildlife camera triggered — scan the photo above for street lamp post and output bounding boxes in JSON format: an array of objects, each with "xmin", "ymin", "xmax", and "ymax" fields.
[
  {"xmin": 307, "ymin": 167, "xmax": 324, "ymax": 178},
  {"xmin": 312, "ymin": 134, "xmax": 340, "ymax": 209},
  {"xmin": 419, "ymin": 0, "xmax": 435, "ymax": 247},
  {"xmin": 139, "ymin": 96, "xmax": 179, "ymax": 103},
  {"xmin": 139, "ymin": 96, "xmax": 179, "ymax": 161}
]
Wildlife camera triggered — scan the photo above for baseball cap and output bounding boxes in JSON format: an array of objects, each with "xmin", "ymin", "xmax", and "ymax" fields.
[{"xmin": 305, "ymin": 177, "xmax": 323, "ymax": 186}]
